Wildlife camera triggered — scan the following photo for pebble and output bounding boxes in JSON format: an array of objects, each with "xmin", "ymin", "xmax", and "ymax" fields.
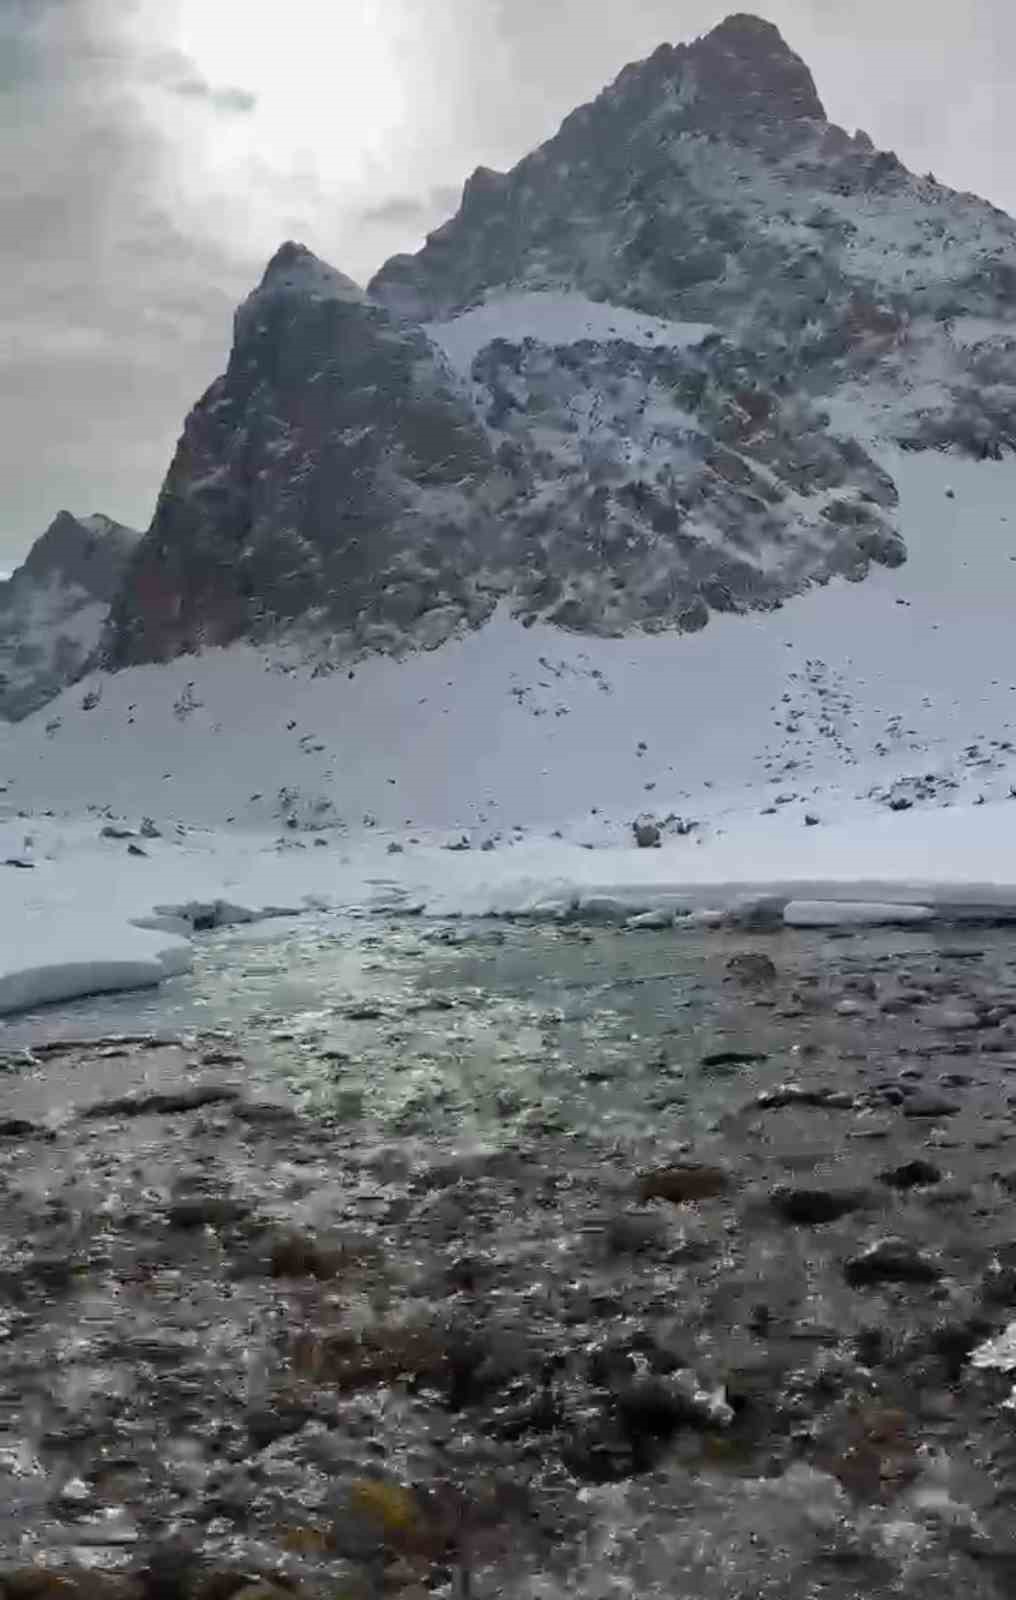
[
  {"xmin": 878, "ymin": 1160, "xmax": 943, "ymax": 1190},
  {"xmin": 755, "ymin": 1083, "xmax": 855, "ymax": 1110},
  {"xmin": 845, "ymin": 1237, "xmax": 943, "ymax": 1286},
  {"xmin": 902, "ymin": 1092, "xmax": 962, "ymax": 1119},
  {"xmin": 769, "ymin": 1185, "xmax": 869, "ymax": 1224},
  {"xmin": 636, "ymin": 1165, "xmax": 730, "ymax": 1205},
  {"xmin": 936, "ymin": 1009, "xmax": 982, "ymax": 1032}
]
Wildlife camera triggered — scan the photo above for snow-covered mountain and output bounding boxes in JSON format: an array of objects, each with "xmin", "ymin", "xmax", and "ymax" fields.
[
  {"xmin": 374, "ymin": 11, "xmax": 1016, "ymax": 460},
  {"xmin": 109, "ymin": 10, "xmax": 1016, "ymax": 667},
  {"xmin": 8, "ymin": 10, "xmax": 1016, "ymax": 1017},
  {"xmin": 0, "ymin": 511, "xmax": 139, "ymax": 720}
]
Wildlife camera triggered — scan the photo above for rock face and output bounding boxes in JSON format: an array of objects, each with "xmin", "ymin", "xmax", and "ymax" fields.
[
  {"xmin": 106, "ymin": 13, "xmax": 1016, "ymax": 665},
  {"xmin": 108, "ymin": 243, "xmax": 496, "ymax": 666},
  {"xmin": 371, "ymin": 11, "xmax": 1016, "ymax": 410},
  {"xmin": 0, "ymin": 511, "xmax": 139, "ymax": 719}
]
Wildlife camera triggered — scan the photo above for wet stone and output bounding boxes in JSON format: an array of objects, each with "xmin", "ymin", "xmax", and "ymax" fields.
[
  {"xmin": 268, "ymin": 1230, "xmax": 348, "ymax": 1280},
  {"xmin": 755, "ymin": 1083, "xmax": 856, "ymax": 1110},
  {"xmin": 81, "ymin": 1086, "xmax": 240, "ymax": 1119},
  {"xmin": 166, "ymin": 1197, "xmax": 253, "ymax": 1231},
  {"xmin": 636, "ymin": 1164, "xmax": 730, "ymax": 1205},
  {"xmin": 245, "ymin": 1402, "xmax": 316, "ymax": 1450},
  {"xmin": 935, "ymin": 1008, "xmax": 982, "ymax": 1032},
  {"xmin": 701, "ymin": 1048, "xmax": 768, "ymax": 1069},
  {"xmin": 769, "ymin": 1185, "xmax": 869, "ymax": 1225},
  {"xmin": 901, "ymin": 1091, "xmax": 962, "ymax": 1118},
  {"xmin": 726, "ymin": 953, "xmax": 777, "ymax": 986},
  {"xmin": 878, "ymin": 1159, "xmax": 943, "ymax": 1190},
  {"xmin": 602, "ymin": 1209, "xmax": 669, "ymax": 1256},
  {"xmin": 0, "ymin": 1119, "xmax": 52, "ymax": 1141},
  {"xmin": 611, "ymin": 1371, "xmax": 733, "ymax": 1443},
  {"xmin": 844, "ymin": 1237, "xmax": 943, "ymax": 1286}
]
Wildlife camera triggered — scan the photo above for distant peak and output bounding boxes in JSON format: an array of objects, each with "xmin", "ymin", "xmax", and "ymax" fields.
[
  {"xmin": 256, "ymin": 241, "xmax": 365, "ymax": 304},
  {"xmin": 16, "ymin": 509, "xmax": 139, "ymax": 597},
  {"xmin": 35, "ymin": 510, "xmax": 137, "ymax": 549}
]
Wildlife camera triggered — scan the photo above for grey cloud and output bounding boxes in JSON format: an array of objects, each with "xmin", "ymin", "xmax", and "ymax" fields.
[
  {"xmin": 167, "ymin": 77, "xmax": 257, "ymax": 113},
  {"xmin": 0, "ymin": 1, "xmax": 260, "ymax": 557},
  {"xmin": 359, "ymin": 195, "xmax": 429, "ymax": 226},
  {"xmin": 142, "ymin": 50, "xmax": 257, "ymax": 113},
  {"xmin": 359, "ymin": 184, "xmax": 462, "ymax": 228}
]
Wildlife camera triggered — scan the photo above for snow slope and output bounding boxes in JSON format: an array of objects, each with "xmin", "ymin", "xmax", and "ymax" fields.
[
  {"xmin": 2, "ymin": 444, "xmax": 1016, "ymax": 1016},
  {"xmin": 4, "ymin": 445, "xmax": 1016, "ymax": 835}
]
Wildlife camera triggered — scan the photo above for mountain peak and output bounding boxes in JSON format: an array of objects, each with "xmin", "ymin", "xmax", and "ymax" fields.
[
  {"xmin": 708, "ymin": 12, "xmax": 793, "ymax": 46},
  {"xmin": 234, "ymin": 242, "xmax": 366, "ymax": 345},
  {"xmin": 255, "ymin": 241, "xmax": 365, "ymax": 304},
  {"xmin": 21, "ymin": 510, "xmax": 139, "ymax": 590},
  {"xmin": 686, "ymin": 11, "xmax": 826, "ymax": 126}
]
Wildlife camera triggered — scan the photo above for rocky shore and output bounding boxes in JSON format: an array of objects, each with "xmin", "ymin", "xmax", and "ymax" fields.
[{"xmin": 3, "ymin": 919, "xmax": 1016, "ymax": 1597}]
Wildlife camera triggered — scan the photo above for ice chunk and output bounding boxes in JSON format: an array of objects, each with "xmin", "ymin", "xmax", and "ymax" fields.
[
  {"xmin": 784, "ymin": 901, "xmax": 935, "ymax": 928},
  {"xmin": 0, "ymin": 925, "xmax": 192, "ymax": 1017}
]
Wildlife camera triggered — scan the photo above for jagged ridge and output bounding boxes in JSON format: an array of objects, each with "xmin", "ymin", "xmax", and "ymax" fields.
[{"xmin": 100, "ymin": 14, "xmax": 1016, "ymax": 670}]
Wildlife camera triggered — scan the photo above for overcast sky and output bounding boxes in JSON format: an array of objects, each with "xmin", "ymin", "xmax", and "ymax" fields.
[{"xmin": 2, "ymin": 0, "xmax": 1015, "ymax": 562}]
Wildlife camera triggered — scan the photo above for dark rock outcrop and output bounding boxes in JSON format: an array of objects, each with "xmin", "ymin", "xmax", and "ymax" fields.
[
  {"xmin": 0, "ymin": 511, "xmax": 139, "ymax": 719},
  {"xmin": 108, "ymin": 244, "xmax": 495, "ymax": 666}
]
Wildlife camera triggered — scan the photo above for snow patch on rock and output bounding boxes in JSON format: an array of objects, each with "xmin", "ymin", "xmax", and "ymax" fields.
[{"xmin": 423, "ymin": 290, "xmax": 714, "ymax": 379}]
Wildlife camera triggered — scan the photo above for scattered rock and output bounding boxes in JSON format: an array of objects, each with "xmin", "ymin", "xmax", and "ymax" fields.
[
  {"xmin": 139, "ymin": 816, "xmax": 162, "ymax": 839},
  {"xmin": 100, "ymin": 823, "xmax": 136, "ymax": 839},
  {"xmin": 845, "ymin": 1237, "xmax": 943, "ymax": 1286},
  {"xmin": 127, "ymin": 842, "xmax": 148, "ymax": 857},
  {"xmin": 2, "ymin": 858, "xmax": 35, "ymax": 870}
]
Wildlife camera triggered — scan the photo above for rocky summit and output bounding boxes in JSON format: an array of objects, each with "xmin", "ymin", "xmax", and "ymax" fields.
[
  {"xmin": 107, "ymin": 13, "xmax": 1016, "ymax": 666},
  {"xmin": 0, "ymin": 511, "xmax": 139, "ymax": 720}
]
